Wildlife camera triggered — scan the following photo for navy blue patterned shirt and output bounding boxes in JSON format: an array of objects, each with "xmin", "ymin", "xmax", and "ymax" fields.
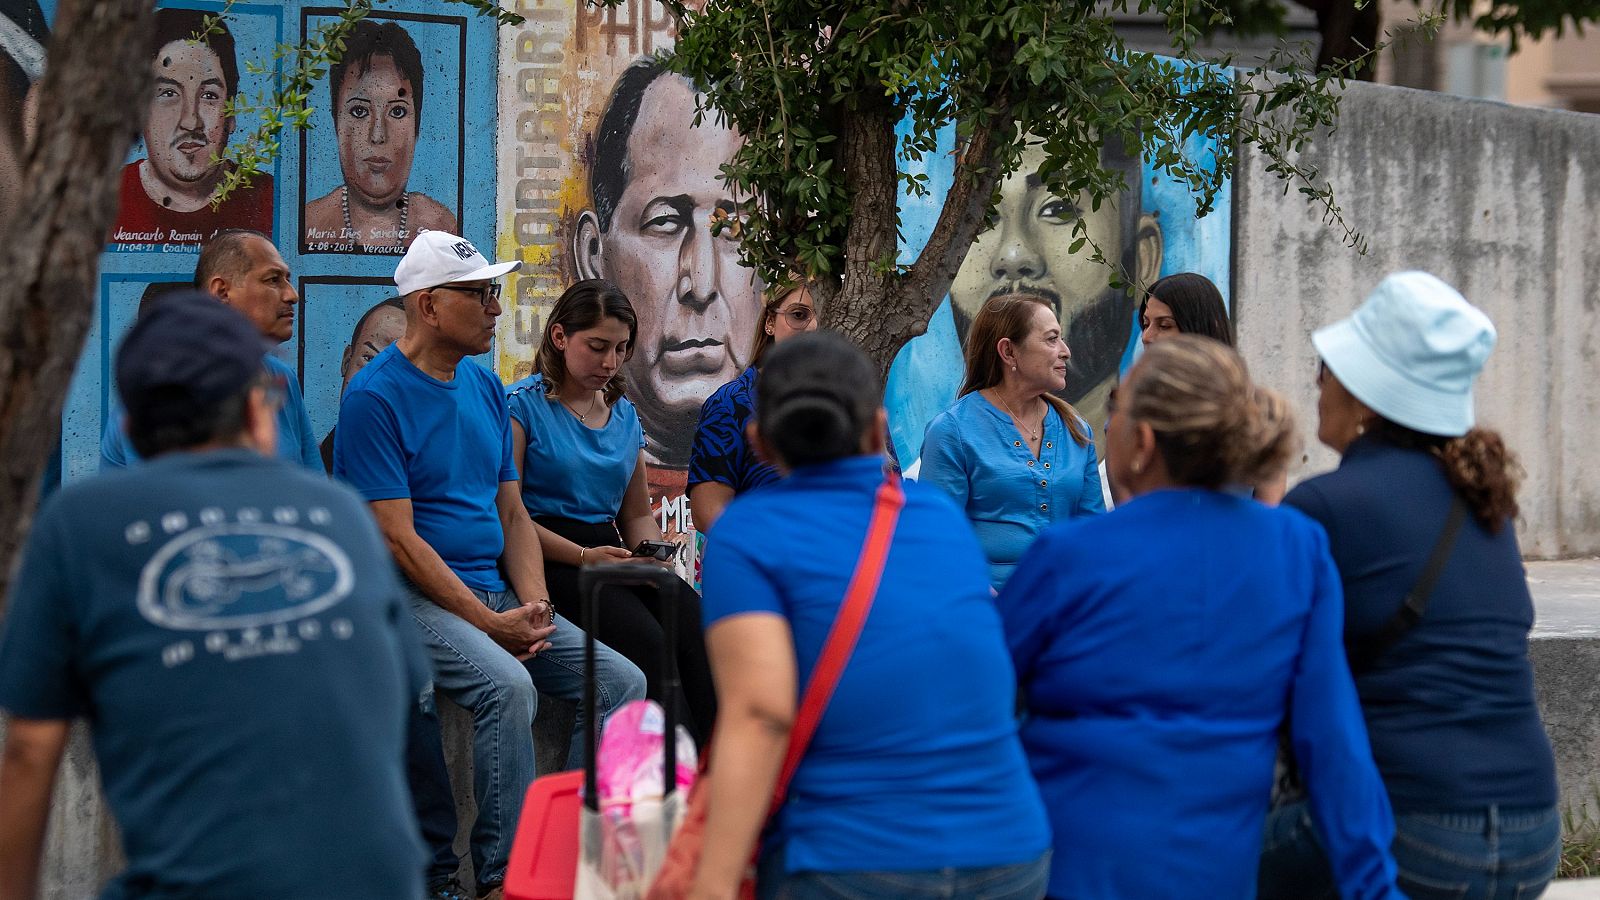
[{"xmin": 687, "ymin": 366, "xmax": 780, "ymax": 496}]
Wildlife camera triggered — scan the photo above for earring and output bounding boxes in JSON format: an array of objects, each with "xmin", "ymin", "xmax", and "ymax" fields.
[
  {"xmin": 1011, "ymin": 365, "xmax": 1017, "ymax": 372},
  {"xmin": 1131, "ymin": 460, "xmax": 1144, "ymax": 475},
  {"xmin": 1355, "ymin": 423, "xmax": 1366, "ymax": 437}
]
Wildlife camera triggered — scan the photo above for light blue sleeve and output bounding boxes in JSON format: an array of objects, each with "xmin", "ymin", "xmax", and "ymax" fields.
[
  {"xmin": 917, "ymin": 412, "xmax": 971, "ymax": 511},
  {"xmin": 1290, "ymin": 528, "xmax": 1404, "ymax": 900},
  {"xmin": 286, "ymin": 380, "xmax": 321, "ymax": 472},
  {"xmin": 995, "ymin": 529, "xmax": 1065, "ymax": 685},
  {"xmin": 99, "ymin": 408, "xmax": 139, "ymax": 470},
  {"xmin": 1077, "ymin": 423, "xmax": 1107, "ymax": 516}
]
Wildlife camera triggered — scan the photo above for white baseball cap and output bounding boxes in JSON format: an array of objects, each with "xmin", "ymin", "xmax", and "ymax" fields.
[
  {"xmin": 394, "ymin": 230, "xmax": 521, "ymax": 295},
  {"xmin": 1313, "ymin": 271, "xmax": 1496, "ymax": 437}
]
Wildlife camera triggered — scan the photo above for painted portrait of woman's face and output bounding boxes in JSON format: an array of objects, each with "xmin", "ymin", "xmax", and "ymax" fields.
[{"xmin": 335, "ymin": 53, "xmax": 417, "ymax": 207}]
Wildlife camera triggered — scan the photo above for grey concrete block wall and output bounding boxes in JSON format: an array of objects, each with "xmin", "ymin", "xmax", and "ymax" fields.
[{"xmin": 1233, "ymin": 82, "xmax": 1600, "ymax": 557}]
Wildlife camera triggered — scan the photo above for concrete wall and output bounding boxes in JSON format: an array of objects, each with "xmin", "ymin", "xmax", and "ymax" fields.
[{"xmin": 1233, "ymin": 81, "xmax": 1600, "ymax": 558}]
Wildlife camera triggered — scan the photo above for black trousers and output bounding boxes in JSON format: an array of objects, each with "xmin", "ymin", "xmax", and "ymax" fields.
[{"xmin": 536, "ymin": 517, "xmax": 717, "ymax": 746}]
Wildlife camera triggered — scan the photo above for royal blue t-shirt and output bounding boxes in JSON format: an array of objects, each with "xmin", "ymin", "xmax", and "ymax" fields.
[
  {"xmin": 701, "ymin": 455, "xmax": 1050, "ymax": 874},
  {"xmin": 101, "ymin": 355, "xmax": 322, "ymax": 471},
  {"xmin": 1285, "ymin": 435, "xmax": 1557, "ymax": 812},
  {"xmin": 0, "ymin": 449, "xmax": 427, "ymax": 899},
  {"xmin": 505, "ymin": 373, "xmax": 644, "ymax": 523},
  {"xmin": 687, "ymin": 366, "xmax": 780, "ymax": 496},
  {"xmin": 334, "ymin": 344, "xmax": 518, "ymax": 591},
  {"xmin": 999, "ymin": 489, "xmax": 1400, "ymax": 899}
]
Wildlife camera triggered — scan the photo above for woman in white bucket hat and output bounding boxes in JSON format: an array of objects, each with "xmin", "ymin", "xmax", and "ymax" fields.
[{"xmin": 1258, "ymin": 272, "xmax": 1558, "ymax": 900}]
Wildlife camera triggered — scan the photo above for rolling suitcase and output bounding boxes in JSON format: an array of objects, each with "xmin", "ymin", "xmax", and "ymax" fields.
[{"xmin": 505, "ymin": 562, "xmax": 687, "ymax": 900}]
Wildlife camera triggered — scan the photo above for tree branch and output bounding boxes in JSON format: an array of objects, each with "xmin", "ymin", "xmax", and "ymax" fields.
[{"xmin": 904, "ymin": 94, "xmax": 1015, "ymax": 315}]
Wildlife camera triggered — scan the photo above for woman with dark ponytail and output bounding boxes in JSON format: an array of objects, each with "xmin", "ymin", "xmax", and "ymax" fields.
[
  {"xmin": 1000, "ymin": 335, "xmax": 1403, "ymax": 899},
  {"xmin": 1259, "ymin": 273, "xmax": 1558, "ymax": 900},
  {"xmin": 691, "ymin": 332, "xmax": 1052, "ymax": 899}
]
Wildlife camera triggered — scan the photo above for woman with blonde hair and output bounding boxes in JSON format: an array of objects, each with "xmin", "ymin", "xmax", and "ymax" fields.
[
  {"xmin": 919, "ymin": 292, "xmax": 1105, "ymax": 590},
  {"xmin": 687, "ymin": 282, "xmax": 818, "ymax": 532},
  {"xmin": 1000, "ymin": 335, "xmax": 1403, "ymax": 899}
]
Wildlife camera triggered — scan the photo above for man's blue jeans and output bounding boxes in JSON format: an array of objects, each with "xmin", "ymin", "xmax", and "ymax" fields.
[
  {"xmin": 1258, "ymin": 800, "xmax": 1560, "ymax": 900},
  {"xmin": 408, "ymin": 586, "xmax": 646, "ymax": 887}
]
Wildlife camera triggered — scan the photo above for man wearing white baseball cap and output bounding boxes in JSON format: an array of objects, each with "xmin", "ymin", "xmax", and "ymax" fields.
[
  {"xmin": 335, "ymin": 231, "xmax": 646, "ymax": 900},
  {"xmin": 1259, "ymin": 272, "xmax": 1558, "ymax": 899}
]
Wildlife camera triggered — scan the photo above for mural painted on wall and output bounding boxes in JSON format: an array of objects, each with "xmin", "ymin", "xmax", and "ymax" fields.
[
  {"xmin": 57, "ymin": 0, "xmax": 499, "ymax": 482},
  {"xmin": 495, "ymin": 0, "xmax": 758, "ymax": 573},
  {"xmin": 0, "ymin": 0, "xmax": 47, "ymax": 227},
  {"xmin": 884, "ymin": 122, "xmax": 1233, "ymax": 469}
]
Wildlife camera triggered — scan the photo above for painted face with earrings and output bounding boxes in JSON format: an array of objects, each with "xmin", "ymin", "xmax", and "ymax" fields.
[{"xmin": 552, "ymin": 314, "xmax": 635, "ymax": 395}]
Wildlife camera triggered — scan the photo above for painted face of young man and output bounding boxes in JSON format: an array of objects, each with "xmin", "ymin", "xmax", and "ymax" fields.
[
  {"xmin": 335, "ymin": 53, "xmax": 417, "ymax": 208},
  {"xmin": 949, "ymin": 141, "xmax": 1160, "ymax": 429},
  {"xmin": 579, "ymin": 75, "xmax": 761, "ymax": 467},
  {"xmin": 340, "ymin": 303, "xmax": 406, "ymax": 393},
  {"xmin": 144, "ymin": 39, "xmax": 230, "ymax": 192}
]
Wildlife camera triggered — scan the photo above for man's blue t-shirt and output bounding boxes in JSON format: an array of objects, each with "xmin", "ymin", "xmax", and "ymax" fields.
[
  {"xmin": 334, "ymin": 344, "xmax": 518, "ymax": 591},
  {"xmin": 0, "ymin": 449, "xmax": 427, "ymax": 899},
  {"xmin": 101, "ymin": 355, "xmax": 322, "ymax": 471},
  {"xmin": 506, "ymin": 373, "xmax": 645, "ymax": 523},
  {"xmin": 700, "ymin": 455, "xmax": 1051, "ymax": 874},
  {"xmin": 686, "ymin": 366, "xmax": 780, "ymax": 496}
]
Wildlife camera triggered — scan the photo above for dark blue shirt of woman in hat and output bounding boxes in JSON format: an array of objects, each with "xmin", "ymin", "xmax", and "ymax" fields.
[
  {"xmin": 686, "ymin": 283, "xmax": 818, "ymax": 533},
  {"xmin": 695, "ymin": 331, "xmax": 1051, "ymax": 900},
  {"xmin": 1257, "ymin": 272, "xmax": 1559, "ymax": 900},
  {"xmin": 1001, "ymin": 335, "xmax": 1403, "ymax": 900}
]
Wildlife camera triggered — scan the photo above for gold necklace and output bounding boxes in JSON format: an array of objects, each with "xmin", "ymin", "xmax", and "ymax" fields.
[
  {"xmin": 992, "ymin": 390, "xmax": 1042, "ymax": 442},
  {"xmin": 562, "ymin": 391, "xmax": 600, "ymax": 423}
]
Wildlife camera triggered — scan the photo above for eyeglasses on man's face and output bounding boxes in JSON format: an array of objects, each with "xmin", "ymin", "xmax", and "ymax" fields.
[{"xmin": 437, "ymin": 282, "xmax": 502, "ymax": 309}]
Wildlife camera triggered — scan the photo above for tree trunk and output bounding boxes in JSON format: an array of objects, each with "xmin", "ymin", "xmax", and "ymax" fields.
[
  {"xmin": 1304, "ymin": 0, "xmax": 1382, "ymax": 79},
  {"xmin": 0, "ymin": 0, "xmax": 155, "ymax": 615},
  {"xmin": 828, "ymin": 95, "xmax": 906, "ymax": 379}
]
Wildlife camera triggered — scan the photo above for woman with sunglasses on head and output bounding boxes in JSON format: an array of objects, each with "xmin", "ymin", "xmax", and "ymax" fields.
[
  {"xmin": 919, "ymin": 292, "xmax": 1105, "ymax": 592},
  {"xmin": 686, "ymin": 282, "xmax": 819, "ymax": 532},
  {"xmin": 1257, "ymin": 273, "xmax": 1558, "ymax": 900},
  {"xmin": 504, "ymin": 279, "xmax": 716, "ymax": 745},
  {"xmin": 1000, "ymin": 335, "xmax": 1403, "ymax": 900}
]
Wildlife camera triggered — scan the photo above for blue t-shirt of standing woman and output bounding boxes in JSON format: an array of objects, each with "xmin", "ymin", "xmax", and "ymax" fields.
[
  {"xmin": 700, "ymin": 455, "xmax": 1051, "ymax": 876},
  {"xmin": 919, "ymin": 391, "xmax": 1105, "ymax": 590},
  {"xmin": 506, "ymin": 373, "xmax": 645, "ymax": 523}
]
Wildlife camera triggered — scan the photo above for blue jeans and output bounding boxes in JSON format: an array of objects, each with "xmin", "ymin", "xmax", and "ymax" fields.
[
  {"xmin": 408, "ymin": 586, "xmax": 646, "ymax": 887},
  {"xmin": 1258, "ymin": 801, "xmax": 1560, "ymax": 900},
  {"xmin": 755, "ymin": 848, "xmax": 1050, "ymax": 900}
]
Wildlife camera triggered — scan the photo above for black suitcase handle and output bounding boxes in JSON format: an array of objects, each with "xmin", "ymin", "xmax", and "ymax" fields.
[{"xmin": 578, "ymin": 562, "xmax": 682, "ymax": 811}]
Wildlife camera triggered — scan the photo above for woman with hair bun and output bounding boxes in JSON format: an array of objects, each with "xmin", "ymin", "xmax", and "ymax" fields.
[
  {"xmin": 1258, "ymin": 272, "xmax": 1558, "ymax": 900},
  {"xmin": 999, "ymin": 335, "xmax": 1403, "ymax": 900},
  {"xmin": 920, "ymin": 292, "xmax": 1105, "ymax": 591},
  {"xmin": 693, "ymin": 331, "xmax": 1052, "ymax": 899}
]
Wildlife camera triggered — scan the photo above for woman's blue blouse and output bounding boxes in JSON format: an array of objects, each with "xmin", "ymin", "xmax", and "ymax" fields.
[{"xmin": 505, "ymin": 373, "xmax": 644, "ymax": 523}]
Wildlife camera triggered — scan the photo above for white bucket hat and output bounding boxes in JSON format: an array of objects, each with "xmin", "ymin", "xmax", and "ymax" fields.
[
  {"xmin": 394, "ymin": 230, "xmax": 521, "ymax": 295},
  {"xmin": 1312, "ymin": 271, "xmax": 1496, "ymax": 438}
]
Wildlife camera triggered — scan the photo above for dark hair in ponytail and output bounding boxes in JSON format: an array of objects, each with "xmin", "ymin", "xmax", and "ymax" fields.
[
  {"xmin": 1369, "ymin": 420, "xmax": 1520, "ymax": 531},
  {"xmin": 755, "ymin": 331, "xmax": 879, "ymax": 469}
]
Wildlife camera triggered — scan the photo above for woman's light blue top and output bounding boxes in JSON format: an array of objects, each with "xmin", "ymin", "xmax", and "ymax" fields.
[
  {"xmin": 505, "ymin": 374, "xmax": 645, "ymax": 523},
  {"xmin": 918, "ymin": 391, "xmax": 1105, "ymax": 589}
]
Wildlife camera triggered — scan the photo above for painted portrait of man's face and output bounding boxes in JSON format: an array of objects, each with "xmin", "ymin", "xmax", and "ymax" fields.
[
  {"xmin": 949, "ymin": 141, "xmax": 1162, "ymax": 432},
  {"xmin": 576, "ymin": 64, "xmax": 761, "ymax": 469},
  {"xmin": 340, "ymin": 300, "xmax": 406, "ymax": 393},
  {"xmin": 145, "ymin": 37, "xmax": 232, "ymax": 194},
  {"xmin": 0, "ymin": 1, "xmax": 45, "ymax": 230}
]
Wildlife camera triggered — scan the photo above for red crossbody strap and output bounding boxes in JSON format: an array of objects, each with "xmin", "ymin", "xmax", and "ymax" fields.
[{"xmin": 770, "ymin": 474, "xmax": 905, "ymax": 810}]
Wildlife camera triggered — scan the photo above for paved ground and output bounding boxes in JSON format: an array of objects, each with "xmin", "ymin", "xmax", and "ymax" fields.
[
  {"xmin": 1530, "ymin": 558, "xmax": 1600, "ymax": 638},
  {"xmin": 1546, "ymin": 879, "xmax": 1600, "ymax": 898}
]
